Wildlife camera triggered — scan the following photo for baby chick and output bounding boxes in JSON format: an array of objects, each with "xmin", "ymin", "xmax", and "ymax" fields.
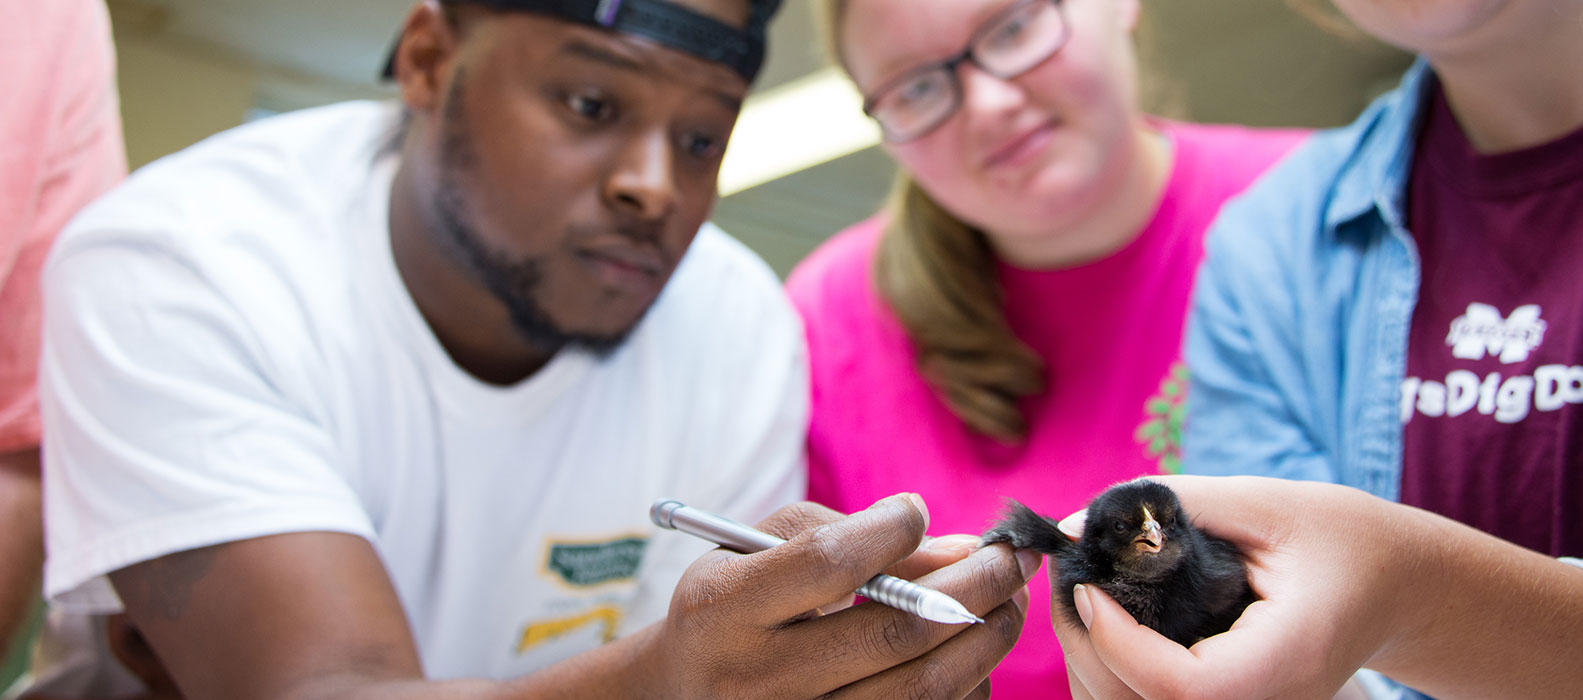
[{"xmin": 982, "ymin": 480, "xmax": 1254, "ymax": 647}]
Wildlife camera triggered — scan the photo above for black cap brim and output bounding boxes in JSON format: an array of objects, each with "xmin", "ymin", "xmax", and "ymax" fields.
[{"xmin": 378, "ymin": 0, "xmax": 781, "ymax": 83}]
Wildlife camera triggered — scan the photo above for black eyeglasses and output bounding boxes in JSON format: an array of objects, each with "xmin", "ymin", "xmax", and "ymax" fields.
[{"xmin": 861, "ymin": 0, "xmax": 1070, "ymax": 143}]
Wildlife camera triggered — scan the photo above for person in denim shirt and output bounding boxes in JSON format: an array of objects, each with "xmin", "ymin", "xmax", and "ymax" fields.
[{"xmin": 1048, "ymin": 1, "xmax": 1583, "ymax": 698}]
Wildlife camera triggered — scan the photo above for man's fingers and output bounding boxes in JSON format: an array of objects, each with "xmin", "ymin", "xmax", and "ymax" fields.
[
  {"xmin": 886, "ymin": 534, "xmax": 981, "ymax": 581},
  {"xmin": 753, "ymin": 500, "xmax": 846, "ymax": 541},
  {"xmin": 704, "ymin": 494, "xmax": 930, "ymax": 625},
  {"xmin": 763, "ymin": 543, "xmax": 1032, "ymax": 694},
  {"xmin": 826, "ymin": 596, "xmax": 1023, "ymax": 700},
  {"xmin": 968, "ymin": 678, "xmax": 992, "ymax": 700}
]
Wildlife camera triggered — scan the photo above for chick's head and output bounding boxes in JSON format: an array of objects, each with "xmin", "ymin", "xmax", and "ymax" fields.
[{"xmin": 1080, "ymin": 480, "xmax": 1190, "ymax": 579}]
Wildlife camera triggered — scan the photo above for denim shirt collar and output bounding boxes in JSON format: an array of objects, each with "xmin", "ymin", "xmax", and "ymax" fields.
[{"xmin": 1325, "ymin": 59, "xmax": 1434, "ymax": 234}]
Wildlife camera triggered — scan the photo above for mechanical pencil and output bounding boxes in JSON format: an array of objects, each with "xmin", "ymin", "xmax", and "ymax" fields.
[{"xmin": 650, "ymin": 499, "xmax": 984, "ymax": 625}]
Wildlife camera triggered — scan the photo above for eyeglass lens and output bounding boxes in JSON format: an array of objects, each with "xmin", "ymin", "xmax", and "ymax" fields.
[{"xmin": 868, "ymin": 0, "xmax": 1067, "ymax": 143}]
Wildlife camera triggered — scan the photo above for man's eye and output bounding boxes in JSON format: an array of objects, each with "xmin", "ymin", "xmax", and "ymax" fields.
[
  {"xmin": 684, "ymin": 132, "xmax": 725, "ymax": 160},
  {"xmin": 567, "ymin": 94, "xmax": 614, "ymax": 121}
]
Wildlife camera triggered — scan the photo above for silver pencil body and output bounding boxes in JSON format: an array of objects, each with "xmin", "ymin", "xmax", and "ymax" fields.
[{"xmin": 650, "ymin": 499, "xmax": 983, "ymax": 625}]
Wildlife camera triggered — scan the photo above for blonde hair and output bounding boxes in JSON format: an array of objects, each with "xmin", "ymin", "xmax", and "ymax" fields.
[{"xmin": 818, "ymin": 0, "xmax": 1044, "ymax": 442}]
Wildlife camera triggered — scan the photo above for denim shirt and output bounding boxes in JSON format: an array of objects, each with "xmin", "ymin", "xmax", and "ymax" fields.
[
  {"xmin": 1182, "ymin": 59, "xmax": 1583, "ymax": 699},
  {"xmin": 1181, "ymin": 63, "xmax": 1437, "ymax": 700},
  {"xmin": 1181, "ymin": 60, "xmax": 1433, "ymax": 497}
]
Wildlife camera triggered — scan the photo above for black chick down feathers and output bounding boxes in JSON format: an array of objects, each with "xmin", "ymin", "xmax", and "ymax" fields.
[{"xmin": 982, "ymin": 480, "xmax": 1255, "ymax": 647}]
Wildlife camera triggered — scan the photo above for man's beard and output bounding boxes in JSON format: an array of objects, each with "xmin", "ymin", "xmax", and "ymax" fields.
[{"xmin": 430, "ymin": 70, "xmax": 636, "ymax": 358}]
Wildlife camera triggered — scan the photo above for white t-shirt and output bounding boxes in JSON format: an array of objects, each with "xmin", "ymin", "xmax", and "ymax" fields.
[{"xmin": 28, "ymin": 101, "xmax": 807, "ymax": 695}]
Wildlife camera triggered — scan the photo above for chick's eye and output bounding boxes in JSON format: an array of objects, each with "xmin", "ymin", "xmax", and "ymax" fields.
[{"xmin": 1111, "ymin": 520, "xmax": 1126, "ymax": 533}]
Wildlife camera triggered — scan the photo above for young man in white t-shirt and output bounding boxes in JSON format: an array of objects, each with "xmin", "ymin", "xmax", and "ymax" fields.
[{"xmin": 26, "ymin": 1, "xmax": 1036, "ymax": 698}]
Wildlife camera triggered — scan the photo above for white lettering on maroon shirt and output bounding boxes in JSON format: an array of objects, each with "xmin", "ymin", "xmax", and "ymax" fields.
[
  {"xmin": 1446, "ymin": 302, "xmax": 1547, "ymax": 364},
  {"xmin": 1402, "ymin": 304, "xmax": 1583, "ymax": 424}
]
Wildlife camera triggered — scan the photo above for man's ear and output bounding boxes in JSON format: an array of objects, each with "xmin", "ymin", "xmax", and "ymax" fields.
[{"xmin": 393, "ymin": 0, "xmax": 460, "ymax": 114}]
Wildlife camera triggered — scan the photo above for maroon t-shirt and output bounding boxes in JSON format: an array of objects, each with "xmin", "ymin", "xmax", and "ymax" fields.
[{"xmin": 1399, "ymin": 81, "xmax": 1583, "ymax": 558}]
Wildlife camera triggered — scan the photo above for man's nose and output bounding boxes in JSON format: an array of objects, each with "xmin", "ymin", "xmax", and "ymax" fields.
[{"xmin": 604, "ymin": 131, "xmax": 677, "ymax": 221}]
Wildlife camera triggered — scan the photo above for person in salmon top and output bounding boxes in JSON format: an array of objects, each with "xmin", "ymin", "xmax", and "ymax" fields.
[{"xmin": 0, "ymin": 0, "xmax": 125, "ymax": 680}]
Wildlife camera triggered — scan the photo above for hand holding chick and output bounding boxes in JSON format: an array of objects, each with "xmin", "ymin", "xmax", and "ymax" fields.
[
  {"xmin": 1040, "ymin": 475, "xmax": 1583, "ymax": 700},
  {"xmin": 982, "ymin": 480, "xmax": 1254, "ymax": 647}
]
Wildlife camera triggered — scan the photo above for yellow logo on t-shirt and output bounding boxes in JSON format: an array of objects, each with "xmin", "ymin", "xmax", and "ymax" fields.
[{"xmin": 517, "ymin": 606, "xmax": 623, "ymax": 654}]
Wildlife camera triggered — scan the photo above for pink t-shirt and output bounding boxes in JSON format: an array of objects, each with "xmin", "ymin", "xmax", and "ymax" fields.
[
  {"xmin": 787, "ymin": 122, "xmax": 1306, "ymax": 699},
  {"xmin": 0, "ymin": 0, "xmax": 125, "ymax": 452}
]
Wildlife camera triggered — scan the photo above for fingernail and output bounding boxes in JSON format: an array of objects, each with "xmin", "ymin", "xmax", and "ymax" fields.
[
  {"xmin": 1057, "ymin": 509, "xmax": 1087, "ymax": 540},
  {"xmin": 904, "ymin": 493, "xmax": 929, "ymax": 528},
  {"xmin": 1015, "ymin": 548, "xmax": 1042, "ymax": 579},
  {"xmin": 1073, "ymin": 584, "xmax": 1093, "ymax": 628},
  {"xmin": 919, "ymin": 534, "xmax": 979, "ymax": 555},
  {"xmin": 1013, "ymin": 586, "xmax": 1030, "ymax": 614}
]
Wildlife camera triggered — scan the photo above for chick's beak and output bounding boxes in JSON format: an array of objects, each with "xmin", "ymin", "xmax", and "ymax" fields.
[{"xmin": 1133, "ymin": 516, "xmax": 1163, "ymax": 554}]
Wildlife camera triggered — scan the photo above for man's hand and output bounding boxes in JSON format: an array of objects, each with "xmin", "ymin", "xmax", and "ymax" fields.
[
  {"xmin": 650, "ymin": 494, "xmax": 1037, "ymax": 699},
  {"xmin": 102, "ymin": 495, "xmax": 1035, "ymax": 700},
  {"xmin": 1054, "ymin": 475, "xmax": 1583, "ymax": 700}
]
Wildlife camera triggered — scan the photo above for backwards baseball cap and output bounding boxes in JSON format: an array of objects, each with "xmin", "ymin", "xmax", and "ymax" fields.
[{"xmin": 381, "ymin": 0, "xmax": 783, "ymax": 83}]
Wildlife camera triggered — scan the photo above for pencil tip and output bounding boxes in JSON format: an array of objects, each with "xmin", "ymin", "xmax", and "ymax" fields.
[{"xmin": 920, "ymin": 594, "xmax": 985, "ymax": 625}]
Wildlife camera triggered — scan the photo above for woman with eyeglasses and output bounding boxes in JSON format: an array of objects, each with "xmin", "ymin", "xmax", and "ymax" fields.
[{"xmin": 786, "ymin": 1, "xmax": 1307, "ymax": 696}]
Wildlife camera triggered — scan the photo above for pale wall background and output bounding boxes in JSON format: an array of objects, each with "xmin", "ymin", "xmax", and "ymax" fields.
[{"xmin": 106, "ymin": 0, "xmax": 1413, "ymax": 275}]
